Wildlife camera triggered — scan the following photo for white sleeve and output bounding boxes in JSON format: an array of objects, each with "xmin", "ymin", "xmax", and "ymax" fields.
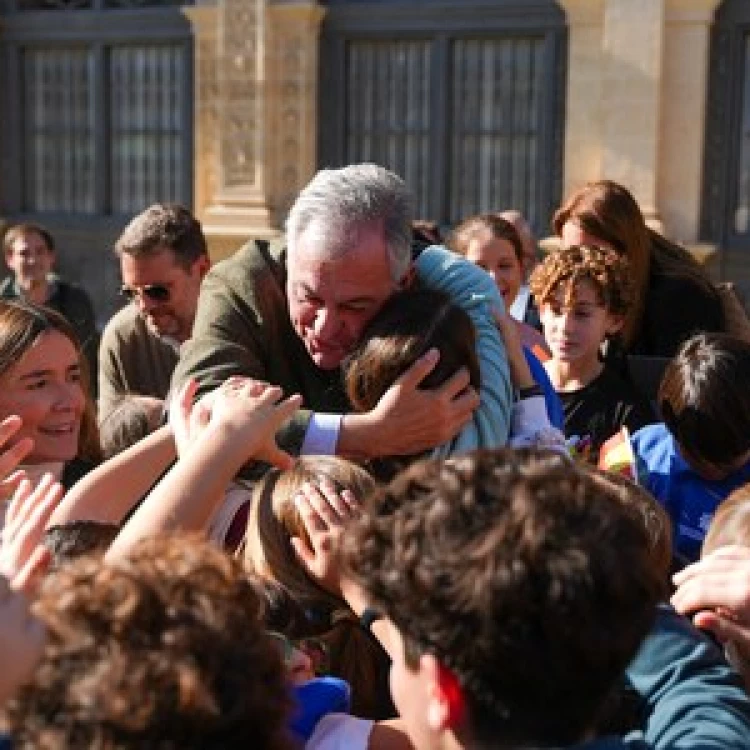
[
  {"xmin": 305, "ymin": 713, "xmax": 374, "ymax": 750},
  {"xmin": 300, "ymin": 413, "xmax": 343, "ymax": 456}
]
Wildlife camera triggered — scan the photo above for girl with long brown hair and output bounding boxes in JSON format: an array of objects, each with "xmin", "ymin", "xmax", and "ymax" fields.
[{"xmin": 553, "ymin": 180, "xmax": 724, "ymax": 357}]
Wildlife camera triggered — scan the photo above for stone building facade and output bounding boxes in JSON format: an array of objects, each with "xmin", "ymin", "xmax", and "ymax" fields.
[{"xmin": 1, "ymin": 0, "xmax": 748, "ymax": 319}]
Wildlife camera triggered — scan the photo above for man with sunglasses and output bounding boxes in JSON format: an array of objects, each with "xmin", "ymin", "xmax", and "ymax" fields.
[
  {"xmin": 98, "ymin": 204, "xmax": 210, "ymax": 420},
  {"xmin": 172, "ymin": 164, "xmax": 509, "ymax": 462}
]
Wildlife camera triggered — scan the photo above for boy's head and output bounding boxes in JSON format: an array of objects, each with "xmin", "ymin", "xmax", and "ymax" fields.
[
  {"xmin": 99, "ymin": 394, "xmax": 164, "ymax": 459},
  {"xmin": 6, "ymin": 534, "xmax": 292, "ymax": 750},
  {"xmin": 703, "ymin": 482, "xmax": 750, "ymax": 555},
  {"xmin": 342, "ymin": 449, "xmax": 660, "ymax": 750},
  {"xmin": 3, "ymin": 224, "xmax": 56, "ymax": 290},
  {"xmin": 530, "ymin": 245, "xmax": 631, "ymax": 364},
  {"xmin": 344, "ymin": 287, "xmax": 480, "ymax": 414},
  {"xmin": 659, "ymin": 333, "xmax": 750, "ymax": 480},
  {"xmin": 44, "ymin": 521, "xmax": 120, "ymax": 570}
]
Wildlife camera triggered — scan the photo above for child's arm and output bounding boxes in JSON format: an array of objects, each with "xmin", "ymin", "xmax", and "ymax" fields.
[
  {"xmin": 47, "ymin": 422, "xmax": 177, "ymax": 528},
  {"xmin": 627, "ymin": 603, "xmax": 750, "ymax": 750},
  {"xmin": 415, "ymin": 245, "xmax": 513, "ymax": 452},
  {"xmin": 106, "ymin": 378, "xmax": 301, "ymax": 562}
]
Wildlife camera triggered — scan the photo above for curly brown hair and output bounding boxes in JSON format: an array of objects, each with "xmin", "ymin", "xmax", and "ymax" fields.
[
  {"xmin": 342, "ymin": 449, "xmax": 660, "ymax": 748},
  {"xmin": 529, "ymin": 244, "xmax": 632, "ymax": 319},
  {"xmin": 5, "ymin": 534, "xmax": 293, "ymax": 750}
]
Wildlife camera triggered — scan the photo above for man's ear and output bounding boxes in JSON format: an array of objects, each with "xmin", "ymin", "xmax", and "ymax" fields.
[
  {"xmin": 399, "ymin": 265, "xmax": 416, "ymax": 291},
  {"xmin": 605, "ymin": 313, "xmax": 625, "ymax": 338},
  {"xmin": 195, "ymin": 255, "xmax": 211, "ymax": 279},
  {"xmin": 424, "ymin": 655, "xmax": 466, "ymax": 732}
]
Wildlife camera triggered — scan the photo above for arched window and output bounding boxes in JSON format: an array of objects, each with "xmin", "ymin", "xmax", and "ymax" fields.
[{"xmin": 319, "ymin": 0, "xmax": 566, "ymax": 234}]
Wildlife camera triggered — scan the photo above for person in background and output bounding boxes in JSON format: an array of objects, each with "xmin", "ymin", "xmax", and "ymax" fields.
[
  {"xmin": 632, "ymin": 333, "xmax": 750, "ymax": 564},
  {"xmin": 553, "ymin": 180, "xmax": 723, "ymax": 357},
  {"xmin": 0, "ymin": 301, "xmax": 101, "ymax": 494},
  {"xmin": 530, "ymin": 245, "xmax": 655, "ymax": 463},
  {"xmin": 450, "ymin": 212, "xmax": 563, "ymax": 431},
  {"xmin": 98, "ymin": 203, "xmax": 211, "ymax": 421},
  {"xmin": 498, "ymin": 209, "xmax": 542, "ymax": 330},
  {"xmin": 1, "ymin": 224, "xmax": 99, "ymax": 390}
]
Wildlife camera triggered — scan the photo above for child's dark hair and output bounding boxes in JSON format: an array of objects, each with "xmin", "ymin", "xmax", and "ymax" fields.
[
  {"xmin": 658, "ymin": 333, "xmax": 750, "ymax": 469},
  {"xmin": 44, "ymin": 521, "xmax": 120, "ymax": 570},
  {"xmin": 342, "ymin": 449, "xmax": 661, "ymax": 748},
  {"xmin": 344, "ymin": 287, "xmax": 480, "ymax": 414},
  {"xmin": 529, "ymin": 244, "xmax": 632, "ymax": 318},
  {"xmin": 99, "ymin": 395, "xmax": 163, "ymax": 459}
]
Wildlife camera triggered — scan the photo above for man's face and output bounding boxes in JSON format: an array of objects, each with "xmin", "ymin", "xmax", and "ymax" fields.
[
  {"xmin": 387, "ymin": 620, "xmax": 450, "ymax": 750},
  {"xmin": 6, "ymin": 231, "xmax": 55, "ymax": 289},
  {"xmin": 120, "ymin": 246, "xmax": 208, "ymax": 343},
  {"xmin": 286, "ymin": 223, "xmax": 399, "ymax": 370}
]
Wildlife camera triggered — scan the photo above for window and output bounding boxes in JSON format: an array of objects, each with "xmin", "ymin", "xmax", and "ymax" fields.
[
  {"xmin": 1, "ymin": 4, "xmax": 192, "ymax": 216},
  {"xmin": 701, "ymin": 0, "xmax": 750, "ymax": 274},
  {"xmin": 319, "ymin": 0, "xmax": 566, "ymax": 232}
]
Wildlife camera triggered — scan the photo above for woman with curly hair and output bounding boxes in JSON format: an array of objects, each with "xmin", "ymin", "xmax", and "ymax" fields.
[
  {"xmin": 553, "ymin": 180, "xmax": 724, "ymax": 357},
  {"xmin": 530, "ymin": 245, "xmax": 655, "ymax": 462}
]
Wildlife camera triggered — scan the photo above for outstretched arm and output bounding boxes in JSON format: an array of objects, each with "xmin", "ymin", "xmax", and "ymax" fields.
[
  {"xmin": 415, "ymin": 245, "xmax": 513, "ymax": 452},
  {"xmin": 106, "ymin": 378, "xmax": 301, "ymax": 561},
  {"xmin": 48, "ymin": 423, "xmax": 176, "ymax": 528}
]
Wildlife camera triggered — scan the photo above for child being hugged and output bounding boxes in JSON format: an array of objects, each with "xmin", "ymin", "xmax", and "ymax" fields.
[
  {"xmin": 632, "ymin": 333, "xmax": 750, "ymax": 564},
  {"xmin": 530, "ymin": 245, "xmax": 655, "ymax": 463}
]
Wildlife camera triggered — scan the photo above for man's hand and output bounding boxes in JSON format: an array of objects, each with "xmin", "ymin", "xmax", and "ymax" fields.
[
  {"xmin": 672, "ymin": 546, "xmax": 750, "ymax": 661},
  {"xmin": 339, "ymin": 348, "xmax": 479, "ymax": 459}
]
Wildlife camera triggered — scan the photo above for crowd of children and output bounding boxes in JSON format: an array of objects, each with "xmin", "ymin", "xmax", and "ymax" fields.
[{"xmin": 1, "ymin": 169, "xmax": 750, "ymax": 749}]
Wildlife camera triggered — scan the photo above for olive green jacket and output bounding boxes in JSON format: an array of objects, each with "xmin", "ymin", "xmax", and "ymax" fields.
[{"xmin": 172, "ymin": 239, "xmax": 349, "ymax": 455}]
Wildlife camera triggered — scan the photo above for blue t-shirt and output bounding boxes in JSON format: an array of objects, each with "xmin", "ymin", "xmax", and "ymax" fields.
[
  {"xmin": 631, "ymin": 423, "xmax": 750, "ymax": 562},
  {"xmin": 289, "ymin": 676, "xmax": 351, "ymax": 741},
  {"xmin": 524, "ymin": 347, "xmax": 565, "ymax": 430}
]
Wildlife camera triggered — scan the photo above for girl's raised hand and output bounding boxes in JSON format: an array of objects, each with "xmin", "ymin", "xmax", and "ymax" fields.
[
  {"xmin": 0, "ymin": 474, "xmax": 63, "ymax": 589},
  {"xmin": 0, "ymin": 415, "xmax": 33, "ymax": 502},
  {"xmin": 208, "ymin": 377, "xmax": 302, "ymax": 470}
]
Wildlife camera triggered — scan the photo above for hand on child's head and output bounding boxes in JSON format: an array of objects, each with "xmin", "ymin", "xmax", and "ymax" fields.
[
  {"xmin": 291, "ymin": 480, "xmax": 361, "ymax": 595},
  {"xmin": 0, "ymin": 574, "xmax": 46, "ymax": 705}
]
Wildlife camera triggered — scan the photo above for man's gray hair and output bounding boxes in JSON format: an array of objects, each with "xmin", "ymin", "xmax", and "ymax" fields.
[{"xmin": 286, "ymin": 164, "xmax": 413, "ymax": 282}]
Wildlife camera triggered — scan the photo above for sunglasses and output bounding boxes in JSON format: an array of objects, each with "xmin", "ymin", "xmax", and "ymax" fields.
[{"xmin": 120, "ymin": 284, "xmax": 170, "ymax": 303}]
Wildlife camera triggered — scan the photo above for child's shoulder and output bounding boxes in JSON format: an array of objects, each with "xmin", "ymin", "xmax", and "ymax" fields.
[{"xmin": 630, "ymin": 423, "xmax": 675, "ymax": 465}]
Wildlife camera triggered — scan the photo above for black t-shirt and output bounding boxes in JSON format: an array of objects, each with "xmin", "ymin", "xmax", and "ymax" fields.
[{"xmin": 558, "ymin": 365, "xmax": 656, "ymax": 463}]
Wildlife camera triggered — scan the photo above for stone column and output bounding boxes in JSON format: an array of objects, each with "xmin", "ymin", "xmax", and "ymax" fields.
[
  {"xmin": 659, "ymin": 0, "xmax": 721, "ymax": 243},
  {"xmin": 202, "ymin": 0, "xmax": 277, "ymax": 259},
  {"xmin": 266, "ymin": 2, "xmax": 327, "ymax": 225},
  {"xmin": 556, "ymin": 0, "xmax": 606, "ymax": 199},
  {"xmin": 182, "ymin": 5, "xmax": 219, "ymax": 222},
  {"xmin": 600, "ymin": 0, "xmax": 666, "ymax": 224}
]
